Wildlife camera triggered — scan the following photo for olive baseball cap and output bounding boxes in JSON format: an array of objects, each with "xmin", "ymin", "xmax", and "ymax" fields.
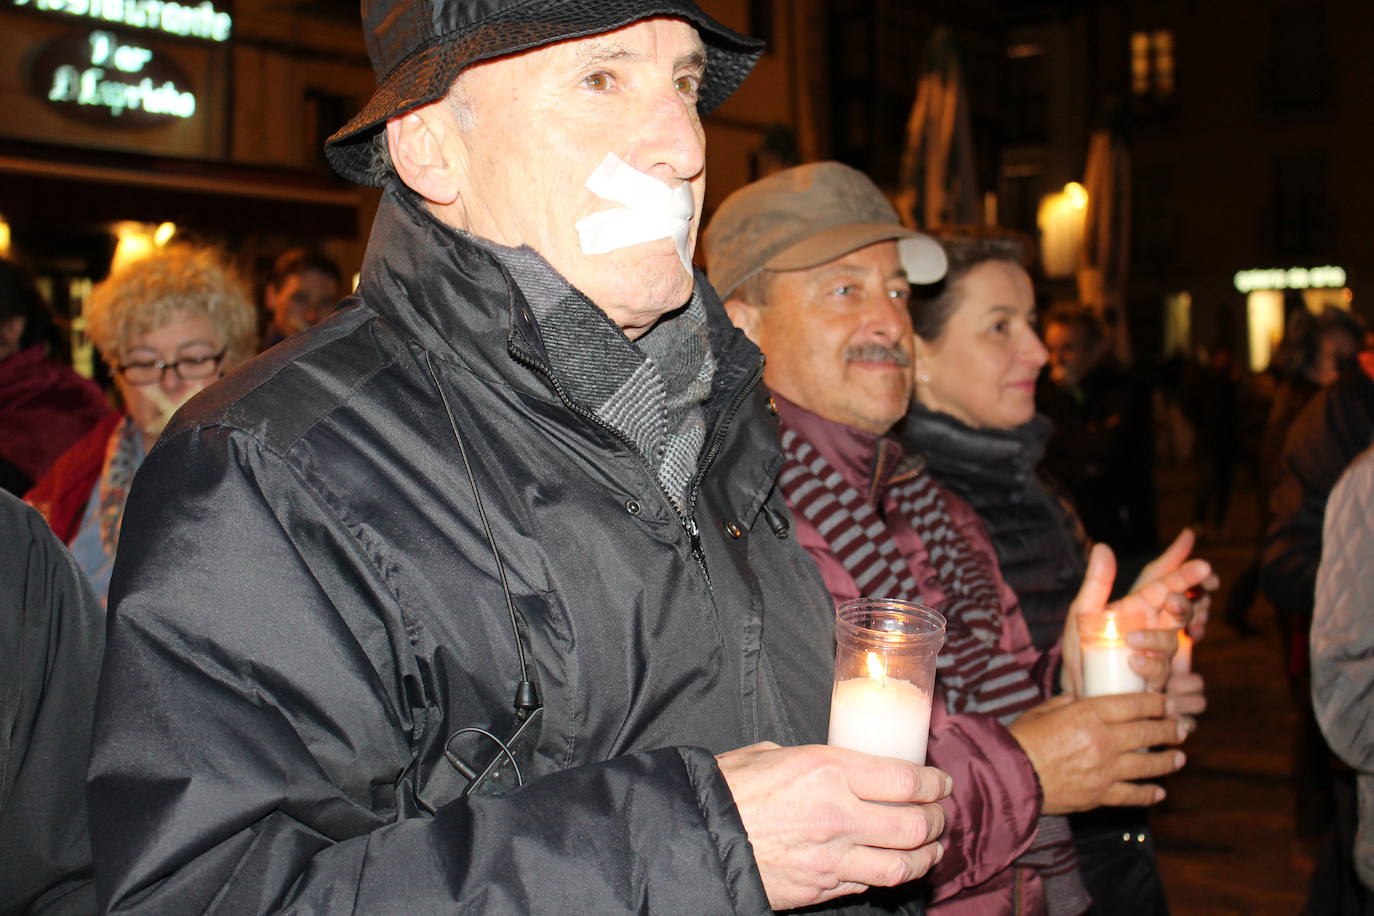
[
  {"xmin": 703, "ymin": 161, "xmax": 948, "ymax": 300},
  {"xmin": 325, "ymin": 0, "xmax": 764, "ymax": 186}
]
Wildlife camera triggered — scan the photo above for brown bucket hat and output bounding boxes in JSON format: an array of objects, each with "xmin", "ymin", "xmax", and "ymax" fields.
[
  {"xmin": 703, "ymin": 161, "xmax": 949, "ymax": 300},
  {"xmin": 325, "ymin": 0, "xmax": 764, "ymax": 187}
]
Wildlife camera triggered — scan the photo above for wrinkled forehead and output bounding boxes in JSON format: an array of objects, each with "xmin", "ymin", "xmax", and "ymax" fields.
[{"xmin": 465, "ymin": 16, "xmax": 705, "ymax": 83}]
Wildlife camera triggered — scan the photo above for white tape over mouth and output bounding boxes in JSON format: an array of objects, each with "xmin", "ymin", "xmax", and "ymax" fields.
[{"xmin": 574, "ymin": 152, "xmax": 696, "ymax": 274}]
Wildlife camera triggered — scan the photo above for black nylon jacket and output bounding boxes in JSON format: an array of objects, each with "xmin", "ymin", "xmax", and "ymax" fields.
[
  {"xmin": 0, "ymin": 493, "xmax": 103, "ymax": 915},
  {"xmin": 898, "ymin": 406, "xmax": 1087, "ymax": 653},
  {"xmin": 88, "ymin": 186, "xmax": 848, "ymax": 914}
]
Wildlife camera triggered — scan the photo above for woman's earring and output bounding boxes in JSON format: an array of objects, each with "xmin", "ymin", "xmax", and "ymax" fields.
[{"xmin": 918, "ymin": 370, "xmax": 931, "ymax": 385}]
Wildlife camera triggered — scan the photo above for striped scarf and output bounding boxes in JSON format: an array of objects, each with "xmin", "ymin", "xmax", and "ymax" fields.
[
  {"xmin": 778, "ymin": 422, "xmax": 1090, "ymax": 914},
  {"xmin": 478, "ymin": 240, "xmax": 713, "ymax": 513},
  {"xmin": 97, "ymin": 416, "xmax": 143, "ymax": 557}
]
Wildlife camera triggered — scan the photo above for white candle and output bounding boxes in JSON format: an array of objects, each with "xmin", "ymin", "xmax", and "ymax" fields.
[
  {"xmin": 1081, "ymin": 612, "xmax": 1147, "ymax": 697},
  {"xmin": 828, "ymin": 654, "xmax": 933, "ymax": 764},
  {"xmin": 1082, "ymin": 645, "xmax": 1147, "ymax": 696},
  {"xmin": 1172, "ymin": 630, "xmax": 1193, "ymax": 676}
]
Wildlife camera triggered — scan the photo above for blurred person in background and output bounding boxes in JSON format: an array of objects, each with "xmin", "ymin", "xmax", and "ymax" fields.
[
  {"xmin": 0, "ymin": 258, "xmax": 110, "ymax": 496},
  {"xmin": 26, "ymin": 245, "xmax": 257, "ymax": 604},
  {"xmin": 259, "ymin": 246, "xmax": 343, "ymax": 350},
  {"xmin": 1263, "ymin": 306, "xmax": 1365, "ymax": 497},
  {"xmin": 1038, "ymin": 304, "xmax": 1159, "ymax": 580},
  {"xmin": 1262, "ymin": 339, "xmax": 1374, "ymax": 893},
  {"xmin": 901, "ymin": 227, "xmax": 1211, "ymax": 914},
  {"xmin": 1226, "ymin": 305, "xmax": 1364, "ymax": 635},
  {"xmin": 1187, "ymin": 346, "xmax": 1240, "ymax": 541}
]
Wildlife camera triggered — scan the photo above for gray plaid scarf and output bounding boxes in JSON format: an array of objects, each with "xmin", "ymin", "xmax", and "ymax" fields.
[
  {"xmin": 777, "ymin": 421, "xmax": 1090, "ymax": 915},
  {"xmin": 482, "ymin": 241, "xmax": 713, "ymax": 512}
]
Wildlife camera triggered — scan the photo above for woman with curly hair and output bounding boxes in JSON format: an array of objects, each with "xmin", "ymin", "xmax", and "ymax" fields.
[{"xmin": 28, "ymin": 245, "xmax": 257, "ymax": 602}]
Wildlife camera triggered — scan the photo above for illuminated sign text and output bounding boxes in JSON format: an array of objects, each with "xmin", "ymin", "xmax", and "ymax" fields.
[
  {"xmin": 13, "ymin": 0, "xmax": 231, "ymax": 41},
  {"xmin": 34, "ymin": 29, "xmax": 197, "ymax": 124},
  {"xmin": 1233, "ymin": 265, "xmax": 1347, "ymax": 293}
]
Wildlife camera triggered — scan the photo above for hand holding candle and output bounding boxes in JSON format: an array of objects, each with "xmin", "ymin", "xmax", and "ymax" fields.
[
  {"xmin": 1062, "ymin": 542, "xmax": 1213, "ymax": 696},
  {"xmin": 828, "ymin": 599, "xmax": 945, "ymax": 764},
  {"xmin": 1080, "ymin": 607, "xmax": 1149, "ymax": 697}
]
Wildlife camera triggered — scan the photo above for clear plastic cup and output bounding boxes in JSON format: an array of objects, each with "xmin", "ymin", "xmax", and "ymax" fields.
[
  {"xmin": 1079, "ymin": 606, "xmax": 1149, "ymax": 696},
  {"xmin": 828, "ymin": 598, "xmax": 946, "ymax": 764}
]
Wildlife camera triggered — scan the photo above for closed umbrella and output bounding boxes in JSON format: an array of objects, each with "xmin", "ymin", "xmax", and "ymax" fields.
[
  {"xmin": 1077, "ymin": 128, "xmax": 1133, "ymax": 363},
  {"xmin": 897, "ymin": 27, "xmax": 980, "ymax": 231}
]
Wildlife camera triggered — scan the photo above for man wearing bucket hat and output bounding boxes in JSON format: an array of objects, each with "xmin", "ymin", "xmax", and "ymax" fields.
[
  {"xmin": 88, "ymin": 5, "xmax": 952, "ymax": 914},
  {"xmin": 705, "ymin": 162, "xmax": 1211, "ymax": 913}
]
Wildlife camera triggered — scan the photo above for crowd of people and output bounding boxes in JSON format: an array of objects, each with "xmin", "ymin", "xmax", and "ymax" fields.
[{"xmin": 0, "ymin": 1, "xmax": 1369, "ymax": 913}]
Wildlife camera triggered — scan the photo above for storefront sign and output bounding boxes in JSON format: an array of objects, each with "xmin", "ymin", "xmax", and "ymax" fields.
[
  {"xmin": 1233, "ymin": 265, "xmax": 1347, "ymax": 293},
  {"xmin": 32, "ymin": 29, "xmax": 196, "ymax": 125},
  {"xmin": 13, "ymin": 0, "xmax": 230, "ymax": 41}
]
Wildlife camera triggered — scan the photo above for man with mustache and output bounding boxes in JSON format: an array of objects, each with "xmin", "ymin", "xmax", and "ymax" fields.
[{"xmin": 705, "ymin": 162, "xmax": 1209, "ymax": 913}]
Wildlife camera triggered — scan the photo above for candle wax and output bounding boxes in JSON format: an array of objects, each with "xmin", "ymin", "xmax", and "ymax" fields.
[
  {"xmin": 1082, "ymin": 644, "xmax": 1147, "ymax": 696},
  {"xmin": 828, "ymin": 675, "xmax": 933, "ymax": 764}
]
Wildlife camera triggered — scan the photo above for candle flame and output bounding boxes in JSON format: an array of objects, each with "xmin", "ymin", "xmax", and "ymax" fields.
[
  {"xmin": 866, "ymin": 651, "xmax": 887, "ymax": 681},
  {"xmin": 1103, "ymin": 614, "xmax": 1120, "ymax": 641}
]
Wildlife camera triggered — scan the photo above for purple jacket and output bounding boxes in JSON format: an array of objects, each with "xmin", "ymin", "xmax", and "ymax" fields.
[{"xmin": 777, "ymin": 395, "xmax": 1058, "ymax": 914}]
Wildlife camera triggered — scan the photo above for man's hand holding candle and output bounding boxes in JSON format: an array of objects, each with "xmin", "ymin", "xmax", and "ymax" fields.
[
  {"xmin": 1007, "ymin": 693, "xmax": 1187, "ymax": 814},
  {"xmin": 716, "ymin": 742, "xmax": 952, "ymax": 911},
  {"xmin": 1060, "ymin": 542, "xmax": 1213, "ymax": 697}
]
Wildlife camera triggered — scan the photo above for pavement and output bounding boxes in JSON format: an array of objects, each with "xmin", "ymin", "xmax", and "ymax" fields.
[{"xmin": 1150, "ymin": 464, "xmax": 1314, "ymax": 914}]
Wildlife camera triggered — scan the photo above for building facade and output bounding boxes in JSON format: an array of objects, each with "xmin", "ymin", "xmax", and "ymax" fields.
[{"xmin": 0, "ymin": 0, "xmax": 381, "ymax": 329}]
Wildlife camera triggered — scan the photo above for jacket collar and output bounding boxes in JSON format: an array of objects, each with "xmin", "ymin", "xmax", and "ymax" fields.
[
  {"xmin": 358, "ymin": 180, "xmax": 760, "ymax": 411},
  {"xmin": 901, "ymin": 404, "xmax": 1049, "ymax": 480},
  {"xmin": 771, "ymin": 394, "xmax": 915, "ymax": 508}
]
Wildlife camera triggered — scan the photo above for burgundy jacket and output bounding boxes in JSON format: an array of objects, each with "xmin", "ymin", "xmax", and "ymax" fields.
[
  {"xmin": 776, "ymin": 395, "xmax": 1056, "ymax": 914},
  {"xmin": 0, "ymin": 346, "xmax": 110, "ymax": 489}
]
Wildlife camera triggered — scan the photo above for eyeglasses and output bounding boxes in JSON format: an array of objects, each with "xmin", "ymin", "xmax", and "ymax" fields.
[{"xmin": 116, "ymin": 348, "xmax": 227, "ymax": 386}]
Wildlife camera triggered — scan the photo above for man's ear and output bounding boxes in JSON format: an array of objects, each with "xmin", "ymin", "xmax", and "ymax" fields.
[
  {"xmin": 724, "ymin": 298, "xmax": 763, "ymax": 346},
  {"xmin": 387, "ymin": 103, "xmax": 464, "ymax": 208}
]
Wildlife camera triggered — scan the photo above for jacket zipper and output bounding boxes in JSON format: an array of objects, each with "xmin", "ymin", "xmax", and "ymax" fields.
[
  {"xmin": 506, "ymin": 338, "xmax": 761, "ymax": 580},
  {"xmin": 685, "ymin": 357, "xmax": 764, "ymax": 542}
]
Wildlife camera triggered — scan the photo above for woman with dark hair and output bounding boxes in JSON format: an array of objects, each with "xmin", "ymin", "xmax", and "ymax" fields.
[
  {"xmin": 898, "ymin": 228, "xmax": 1210, "ymax": 914},
  {"xmin": 0, "ymin": 258, "xmax": 111, "ymax": 495}
]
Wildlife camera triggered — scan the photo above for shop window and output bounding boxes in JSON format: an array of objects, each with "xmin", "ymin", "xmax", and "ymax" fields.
[
  {"xmin": 1271, "ymin": 153, "xmax": 1332, "ymax": 257},
  {"xmin": 1132, "ymin": 166, "xmax": 1175, "ymax": 268},
  {"xmin": 1246, "ymin": 289, "xmax": 1285, "ymax": 372},
  {"xmin": 1005, "ymin": 44, "xmax": 1047, "ymax": 144},
  {"xmin": 1130, "ymin": 29, "xmax": 1175, "ymax": 100},
  {"xmin": 306, "ymin": 89, "xmax": 353, "ymax": 174},
  {"xmin": 1163, "ymin": 291, "xmax": 1192, "ymax": 360},
  {"xmin": 999, "ymin": 166, "xmax": 1042, "ymax": 239},
  {"xmin": 1259, "ymin": 5, "xmax": 1333, "ymax": 112}
]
